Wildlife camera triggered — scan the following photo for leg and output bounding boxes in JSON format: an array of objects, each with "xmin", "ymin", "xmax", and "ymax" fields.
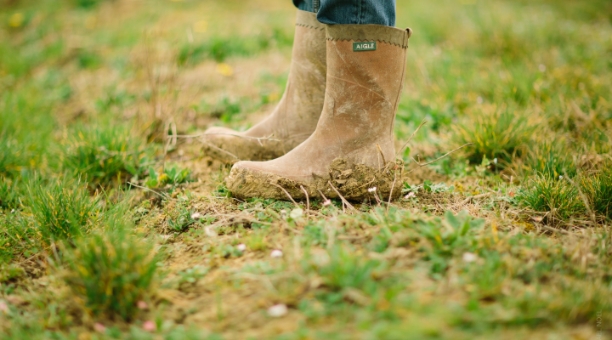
[
  {"xmin": 317, "ymin": 0, "xmax": 396, "ymax": 26},
  {"xmin": 227, "ymin": 6, "xmax": 412, "ymax": 201}
]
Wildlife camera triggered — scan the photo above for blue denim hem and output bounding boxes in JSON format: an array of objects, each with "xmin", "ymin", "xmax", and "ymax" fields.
[{"xmin": 293, "ymin": 0, "xmax": 395, "ymax": 27}]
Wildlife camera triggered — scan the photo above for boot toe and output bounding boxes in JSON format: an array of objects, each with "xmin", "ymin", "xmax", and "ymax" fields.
[
  {"xmin": 226, "ymin": 161, "xmax": 310, "ymax": 200},
  {"xmin": 201, "ymin": 127, "xmax": 289, "ymax": 164},
  {"xmin": 201, "ymin": 127, "xmax": 242, "ymax": 164}
]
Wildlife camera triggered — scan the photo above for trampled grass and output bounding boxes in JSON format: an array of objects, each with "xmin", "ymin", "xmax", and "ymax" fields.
[{"xmin": 1, "ymin": 0, "xmax": 611, "ymax": 338}]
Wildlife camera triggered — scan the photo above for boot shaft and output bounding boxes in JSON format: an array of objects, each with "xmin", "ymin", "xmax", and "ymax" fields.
[{"xmin": 316, "ymin": 24, "xmax": 411, "ymax": 143}]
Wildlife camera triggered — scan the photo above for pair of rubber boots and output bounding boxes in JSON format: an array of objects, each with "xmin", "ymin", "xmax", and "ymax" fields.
[{"xmin": 202, "ymin": 10, "xmax": 411, "ymax": 201}]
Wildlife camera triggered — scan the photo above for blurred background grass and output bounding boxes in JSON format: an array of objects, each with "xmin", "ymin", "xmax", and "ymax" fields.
[{"xmin": 1, "ymin": 0, "xmax": 611, "ymax": 337}]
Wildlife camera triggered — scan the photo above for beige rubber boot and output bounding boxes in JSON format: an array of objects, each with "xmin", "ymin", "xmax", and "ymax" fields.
[
  {"xmin": 226, "ymin": 24, "xmax": 411, "ymax": 201},
  {"xmin": 201, "ymin": 10, "xmax": 326, "ymax": 164}
]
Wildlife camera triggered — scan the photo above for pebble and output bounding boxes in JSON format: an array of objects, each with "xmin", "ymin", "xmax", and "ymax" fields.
[
  {"xmin": 267, "ymin": 304, "xmax": 288, "ymax": 317},
  {"xmin": 462, "ymin": 252, "xmax": 478, "ymax": 263}
]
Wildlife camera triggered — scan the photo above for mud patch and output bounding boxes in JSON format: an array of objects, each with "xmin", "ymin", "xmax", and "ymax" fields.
[{"xmin": 226, "ymin": 158, "xmax": 403, "ymax": 202}]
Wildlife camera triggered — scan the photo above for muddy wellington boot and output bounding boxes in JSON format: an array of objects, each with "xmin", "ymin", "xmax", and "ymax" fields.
[
  {"xmin": 226, "ymin": 24, "xmax": 412, "ymax": 201},
  {"xmin": 201, "ymin": 10, "xmax": 326, "ymax": 164}
]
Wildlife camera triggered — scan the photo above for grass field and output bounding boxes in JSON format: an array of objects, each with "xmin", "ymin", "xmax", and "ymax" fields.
[{"xmin": 1, "ymin": 0, "xmax": 611, "ymax": 338}]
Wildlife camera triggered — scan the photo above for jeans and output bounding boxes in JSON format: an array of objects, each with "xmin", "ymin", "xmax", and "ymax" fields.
[{"xmin": 293, "ymin": 0, "xmax": 396, "ymax": 27}]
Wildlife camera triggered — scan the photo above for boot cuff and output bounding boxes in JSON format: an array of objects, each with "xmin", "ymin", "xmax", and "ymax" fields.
[
  {"xmin": 296, "ymin": 10, "xmax": 325, "ymax": 30},
  {"xmin": 326, "ymin": 25, "xmax": 412, "ymax": 48}
]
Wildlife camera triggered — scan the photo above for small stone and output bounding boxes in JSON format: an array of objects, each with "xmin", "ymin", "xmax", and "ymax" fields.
[
  {"xmin": 191, "ymin": 212, "xmax": 202, "ymax": 220},
  {"xmin": 538, "ymin": 64, "xmax": 546, "ymax": 72},
  {"xmin": 368, "ymin": 187, "xmax": 377, "ymax": 193},
  {"xmin": 462, "ymin": 252, "xmax": 478, "ymax": 263},
  {"xmin": 0, "ymin": 300, "xmax": 8, "ymax": 314},
  {"xmin": 404, "ymin": 192, "xmax": 416, "ymax": 199},
  {"xmin": 93, "ymin": 323, "xmax": 106, "ymax": 333},
  {"xmin": 289, "ymin": 208, "xmax": 303, "ymax": 219},
  {"xmin": 322, "ymin": 200, "xmax": 332, "ymax": 206},
  {"xmin": 137, "ymin": 300, "xmax": 148, "ymax": 310},
  {"xmin": 205, "ymin": 226, "xmax": 217, "ymax": 237},
  {"xmin": 270, "ymin": 249, "xmax": 283, "ymax": 258},
  {"xmin": 236, "ymin": 244, "xmax": 247, "ymax": 252},
  {"xmin": 267, "ymin": 304, "xmax": 288, "ymax": 317}
]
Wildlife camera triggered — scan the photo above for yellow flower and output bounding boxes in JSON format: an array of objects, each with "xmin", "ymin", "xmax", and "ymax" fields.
[
  {"xmin": 9, "ymin": 13, "xmax": 24, "ymax": 28},
  {"xmin": 193, "ymin": 20, "xmax": 207, "ymax": 33},
  {"xmin": 216, "ymin": 63, "xmax": 234, "ymax": 77}
]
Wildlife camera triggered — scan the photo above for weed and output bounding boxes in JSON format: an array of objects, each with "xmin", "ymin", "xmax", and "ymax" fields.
[
  {"xmin": 95, "ymin": 89, "xmax": 137, "ymax": 113},
  {"xmin": 244, "ymin": 230, "xmax": 269, "ymax": 251},
  {"xmin": 582, "ymin": 167, "xmax": 612, "ymax": 219},
  {"xmin": 0, "ymin": 212, "xmax": 37, "ymax": 264},
  {"xmin": 517, "ymin": 176, "xmax": 585, "ymax": 221},
  {"xmin": 0, "ymin": 177, "xmax": 21, "ymax": 210},
  {"xmin": 309, "ymin": 245, "xmax": 386, "ymax": 296},
  {"xmin": 145, "ymin": 164, "xmax": 192, "ymax": 189},
  {"xmin": 0, "ymin": 131, "xmax": 30, "ymax": 178},
  {"xmin": 455, "ymin": 109, "xmax": 533, "ymax": 166},
  {"xmin": 63, "ymin": 124, "xmax": 149, "ymax": 186},
  {"xmin": 211, "ymin": 96, "xmax": 242, "ymax": 123},
  {"xmin": 61, "ymin": 231, "xmax": 158, "ymax": 321},
  {"xmin": 177, "ymin": 265, "xmax": 209, "ymax": 286},
  {"xmin": 73, "ymin": 0, "xmax": 107, "ymax": 9},
  {"xmin": 75, "ymin": 49, "xmax": 102, "ymax": 69},
  {"xmin": 0, "ymin": 263, "xmax": 25, "ymax": 282},
  {"xmin": 428, "ymin": 155, "xmax": 470, "ymax": 177},
  {"xmin": 164, "ymin": 196, "xmax": 195, "ymax": 232},
  {"xmin": 416, "ymin": 211, "xmax": 485, "ymax": 275},
  {"xmin": 524, "ymin": 142, "xmax": 577, "ymax": 179},
  {"xmin": 301, "ymin": 221, "xmax": 328, "ymax": 247},
  {"xmin": 27, "ymin": 177, "xmax": 100, "ymax": 246},
  {"xmin": 213, "ymin": 184, "xmax": 231, "ymax": 198},
  {"xmin": 211, "ymin": 244, "xmax": 243, "ymax": 259}
]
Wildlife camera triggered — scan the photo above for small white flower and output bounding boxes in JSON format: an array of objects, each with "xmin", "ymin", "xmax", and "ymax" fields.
[
  {"xmin": 404, "ymin": 192, "xmax": 416, "ymax": 199},
  {"xmin": 476, "ymin": 96, "xmax": 483, "ymax": 104},
  {"xmin": 270, "ymin": 249, "xmax": 283, "ymax": 258},
  {"xmin": 493, "ymin": 158, "xmax": 498, "ymax": 164},
  {"xmin": 559, "ymin": 175, "xmax": 563, "ymax": 180},
  {"xmin": 323, "ymin": 199, "xmax": 332, "ymax": 206},
  {"xmin": 368, "ymin": 187, "xmax": 377, "ymax": 193},
  {"xmin": 462, "ymin": 252, "xmax": 478, "ymax": 263},
  {"xmin": 191, "ymin": 212, "xmax": 202, "ymax": 220},
  {"xmin": 267, "ymin": 304, "xmax": 288, "ymax": 317},
  {"xmin": 10, "ymin": 209, "xmax": 15, "ymax": 214},
  {"xmin": 236, "ymin": 244, "xmax": 246, "ymax": 252}
]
